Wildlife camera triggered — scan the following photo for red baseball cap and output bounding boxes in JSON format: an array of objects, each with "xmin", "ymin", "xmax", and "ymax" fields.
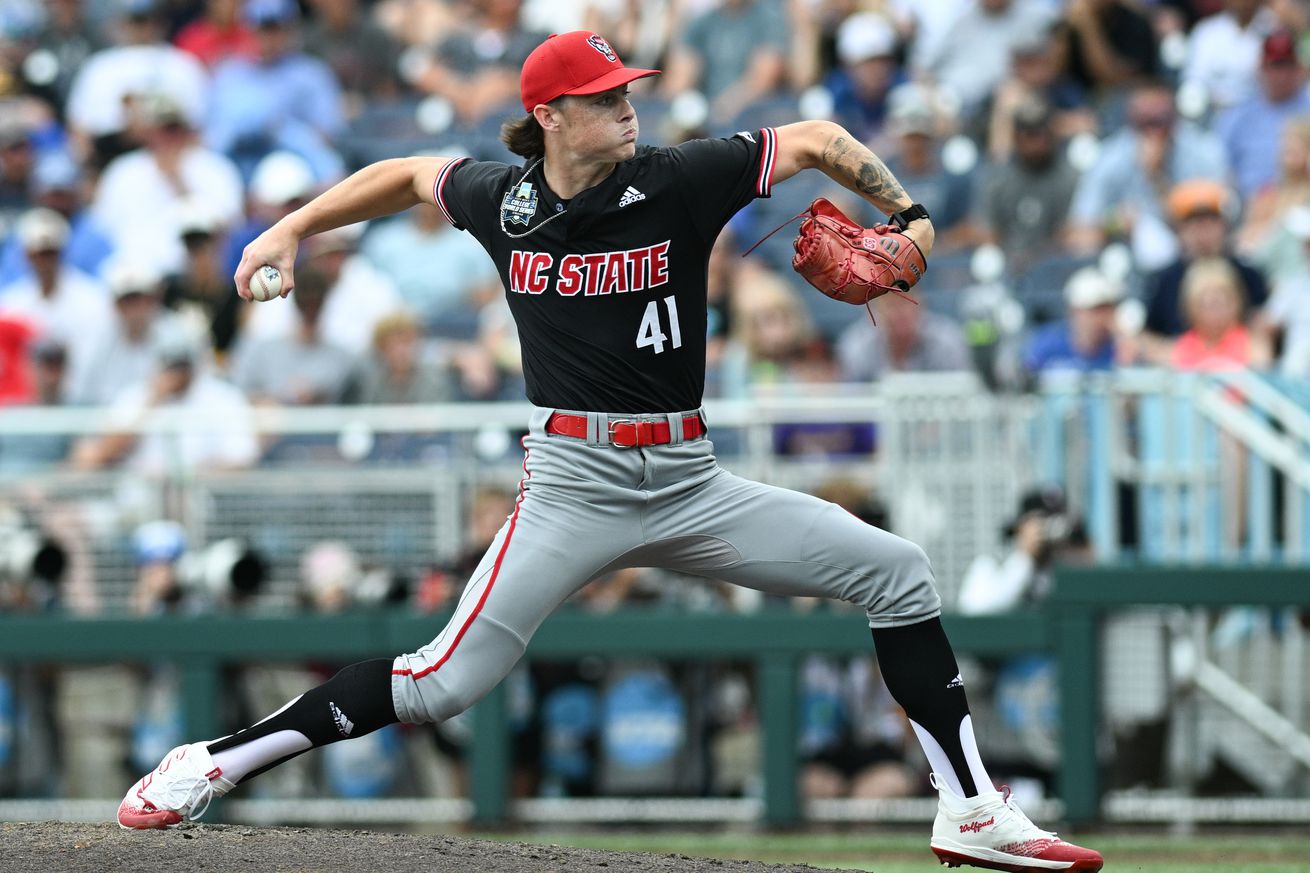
[
  {"xmin": 520, "ymin": 31, "xmax": 659, "ymax": 112},
  {"xmin": 1262, "ymin": 30, "xmax": 1300, "ymax": 66}
]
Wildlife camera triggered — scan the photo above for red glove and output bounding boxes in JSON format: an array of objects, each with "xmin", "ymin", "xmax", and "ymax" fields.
[{"xmin": 791, "ymin": 198, "xmax": 926, "ymax": 305}]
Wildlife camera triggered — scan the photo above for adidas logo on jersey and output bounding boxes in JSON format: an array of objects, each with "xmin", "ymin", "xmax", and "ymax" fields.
[
  {"xmin": 618, "ymin": 186, "xmax": 646, "ymax": 208},
  {"xmin": 330, "ymin": 701, "xmax": 354, "ymax": 737},
  {"xmin": 947, "ymin": 673, "xmax": 965, "ymax": 689}
]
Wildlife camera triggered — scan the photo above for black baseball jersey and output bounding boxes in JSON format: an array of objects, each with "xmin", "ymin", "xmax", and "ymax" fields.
[{"xmin": 432, "ymin": 128, "xmax": 779, "ymax": 413}]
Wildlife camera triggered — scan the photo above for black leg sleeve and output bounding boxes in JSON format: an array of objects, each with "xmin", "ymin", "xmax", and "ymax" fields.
[
  {"xmin": 209, "ymin": 658, "xmax": 399, "ymax": 753},
  {"xmin": 871, "ymin": 617, "xmax": 980, "ymax": 796}
]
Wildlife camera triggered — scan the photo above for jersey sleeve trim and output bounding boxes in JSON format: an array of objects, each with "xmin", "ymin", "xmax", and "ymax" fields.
[
  {"xmin": 432, "ymin": 157, "xmax": 469, "ymax": 226},
  {"xmin": 756, "ymin": 127, "xmax": 777, "ymax": 197}
]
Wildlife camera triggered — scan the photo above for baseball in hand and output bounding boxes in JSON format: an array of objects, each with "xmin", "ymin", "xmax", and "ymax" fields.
[{"xmin": 248, "ymin": 265, "xmax": 283, "ymax": 301}]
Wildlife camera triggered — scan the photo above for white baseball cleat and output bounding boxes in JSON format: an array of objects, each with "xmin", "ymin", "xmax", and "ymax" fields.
[
  {"xmin": 929, "ymin": 773, "xmax": 1104, "ymax": 871},
  {"xmin": 117, "ymin": 742, "xmax": 236, "ymax": 830}
]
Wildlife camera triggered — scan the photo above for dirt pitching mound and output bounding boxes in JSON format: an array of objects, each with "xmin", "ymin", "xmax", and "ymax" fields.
[{"xmin": 3, "ymin": 822, "xmax": 865, "ymax": 873}]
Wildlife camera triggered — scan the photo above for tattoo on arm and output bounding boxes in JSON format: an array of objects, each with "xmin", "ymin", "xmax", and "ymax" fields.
[{"xmin": 821, "ymin": 135, "xmax": 911, "ymax": 214}]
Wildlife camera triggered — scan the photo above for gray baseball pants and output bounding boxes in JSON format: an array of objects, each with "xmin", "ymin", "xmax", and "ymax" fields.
[{"xmin": 391, "ymin": 407, "xmax": 941, "ymax": 725}]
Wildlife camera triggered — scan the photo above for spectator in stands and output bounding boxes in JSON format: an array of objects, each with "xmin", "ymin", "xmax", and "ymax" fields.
[
  {"xmin": 1022, "ymin": 266, "xmax": 1125, "ymax": 377},
  {"xmin": 64, "ymin": 0, "xmax": 210, "ymax": 168},
  {"xmin": 0, "ymin": 151, "xmax": 115, "ymax": 287},
  {"xmin": 244, "ymin": 224, "xmax": 404, "ymax": 357},
  {"xmin": 358, "ymin": 311, "xmax": 455, "ymax": 404},
  {"xmin": 1236, "ymin": 115, "xmax": 1310, "ymax": 274},
  {"xmin": 409, "ymin": 0, "xmax": 545, "ymax": 124},
  {"xmin": 205, "ymin": 0, "xmax": 345, "ymax": 183},
  {"xmin": 958, "ymin": 486, "xmax": 1091, "ymax": 789},
  {"xmin": 1216, "ymin": 31, "xmax": 1310, "ymax": 202},
  {"xmin": 299, "ymin": 541, "xmax": 365, "ymax": 614},
  {"xmin": 0, "ymin": 110, "xmax": 37, "ymax": 225},
  {"xmin": 174, "ymin": 0, "xmax": 258, "ymax": 67},
  {"xmin": 836, "ymin": 287, "xmax": 971, "ymax": 382},
  {"xmin": 919, "ymin": 0, "xmax": 1057, "ymax": 122},
  {"xmin": 985, "ymin": 28, "xmax": 1094, "ymax": 165},
  {"xmin": 453, "ymin": 297, "xmax": 523, "ymax": 401},
  {"xmin": 1165, "ymin": 257, "xmax": 1272, "ymax": 551},
  {"xmin": 1140, "ymin": 180, "xmax": 1268, "ymax": 361},
  {"xmin": 26, "ymin": 332, "xmax": 71, "ymax": 408},
  {"xmin": 703, "ymin": 226, "xmax": 744, "ymax": 391},
  {"xmin": 303, "ymin": 0, "xmax": 403, "ymax": 111},
  {"xmin": 29, "ymin": 337, "xmax": 71, "ymax": 410},
  {"xmin": 230, "ymin": 267, "xmax": 361, "ymax": 406},
  {"xmin": 1059, "ymin": 0, "xmax": 1159, "ymax": 102},
  {"xmin": 974, "ymin": 98, "xmax": 1081, "ymax": 274},
  {"xmin": 1147, "ymin": 257, "xmax": 1272, "ymax": 370},
  {"xmin": 129, "ymin": 521, "xmax": 191, "ymax": 616},
  {"xmin": 1182, "ymin": 0, "xmax": 1278, "ymax": 111},
  {"xmin": 823, "ymin": 12, "xmax": 904, "ymax": 144},
  {"xmin": 660, "ymin": 0, "xmax": 790, "ymax": 122},
  {"xmin": 719, "ymin": 267, "xmax": 867, "ymax": 455},
  {"xmin": 30, "ymin": 0, "xmax": 105, "ymax": 111},
  {"xmin": 224, "ymin": 149, "xmax": 318, "ymax": 279},
  {"xmin": 163, "ymin": 200, "xmax": 242, "ymax": 364},
  {"xmin": 718, "ymin": 264, "xmax": 818, "ymax": 397},
  {"xmin": 71, "ymin": 259, "xmax": 193, "ymax": 407},
  {"xmin": 92, "ymin": 92, "xmax": 244, "ymax": 277},
  {"xmin": 360, "ymin": 203, "xmax": 499, "ymax": 336},
  {"xmin": 70, "ymin": 325, "xmax": 259, "ymax": 473},
  {"xmin": 881, "ymin": 85, "xmax": 974, "ymax": 252},
  {"xmin": 1066, "ymin": 80, "xmax": 1228, "ymax": 269},
  {"xmin": 1257, "ymin": 205, "xmax": 1310, "ymax": 377},
  {"xmin": 0, "ymin": 336, "xmax": 74, "ymax": 472},
  {"xmin": 0, "ymin": 208, "xmax": 110, "ymax": 376},
  {"xmin": 898, "ymin": 0, "xmax": 969, "ymax": 75}
]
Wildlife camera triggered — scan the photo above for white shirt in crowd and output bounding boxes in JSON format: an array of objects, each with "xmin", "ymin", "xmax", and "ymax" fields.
[
  {"xmin": 66, "ymin": 44, "xmax": 209, "ymax": 137},
  {"xmin": 105, "ymin": 374, "xmax": 258, "ymax": 474},
  {"xmin": 1182, "ymin": 5, "xmax": 1278, "ymax": 111},
  {"xmin": 69, "ymin": 311, "xmax": 193, "ymax": 407},
  {"xmin": 1265, "ymin": 274, "xmax": 1310, "ymax": 378},
  {"xmin": 92, "ymin": 146, "xmax": 244, "ymax": 276},
  {"xmin": 0, "ymin": 266, "xmax": 111, "ymax": 375}
]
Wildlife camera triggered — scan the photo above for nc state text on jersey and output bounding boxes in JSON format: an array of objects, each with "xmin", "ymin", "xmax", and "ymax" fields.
[{"xmin": 508, "ymin": 242, "xmax": 671, "ymax": 296}]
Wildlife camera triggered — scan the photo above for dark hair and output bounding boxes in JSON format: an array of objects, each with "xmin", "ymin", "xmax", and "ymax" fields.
[{"xmin": 500, "ymin": 113, "xmax": 545, "ymax": 160}]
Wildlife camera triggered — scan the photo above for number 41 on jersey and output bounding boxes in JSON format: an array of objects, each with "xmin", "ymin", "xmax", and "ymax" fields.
[{"xmin": 636, "ymin": 296, "xmax": 682, "ymax": 354}]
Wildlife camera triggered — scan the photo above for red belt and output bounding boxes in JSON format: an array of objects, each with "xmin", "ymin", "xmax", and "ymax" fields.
[{"xmin": 546, "ymin": 412, "xmax": 707, "ymax": 448}]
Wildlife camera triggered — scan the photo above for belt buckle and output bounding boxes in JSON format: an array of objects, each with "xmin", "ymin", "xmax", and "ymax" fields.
[{"xmin": 607, "ymin": 417, "xmax": 650, "ymax": 448}]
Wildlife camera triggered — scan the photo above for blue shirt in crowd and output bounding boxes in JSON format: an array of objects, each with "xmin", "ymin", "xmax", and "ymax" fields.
[
  {"xmin": 1023, "ymin": 321, "xmax": 1116, "ymax": 374},
  {"xmin": 205, "ymin": 52, "xmax": 345, "ymax": 182},
  {"xmin": 1215, "ymin": 87, "xmax": 1310, "ymax": 199}
]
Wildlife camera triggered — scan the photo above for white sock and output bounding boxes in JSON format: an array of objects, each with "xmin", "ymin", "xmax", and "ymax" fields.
[
  {"xmin": 911, "ymin": 714, "xmax": 994, "ymax": 798},
  {"xmin": 208, "ymin": 729, "xmax": 313, "ymax": 785}
]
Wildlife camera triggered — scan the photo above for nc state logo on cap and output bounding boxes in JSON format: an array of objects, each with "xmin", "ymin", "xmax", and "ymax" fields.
[
  {"xmin": 587, "ymin": 34, "xmax": 617, "ymax": 62},
  {"xmin": 520, "ymin": 31, "xmax": 660, "ymax": 112}
]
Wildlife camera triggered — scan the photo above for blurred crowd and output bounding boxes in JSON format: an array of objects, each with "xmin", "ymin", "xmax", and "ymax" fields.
[
  {"xmin": 0, "ymin": 0, "xmax": 1305, "ymax": 808},
  {"xmin": 0, "ymin": 0, "xmax": 1306, "ymax": 476}
]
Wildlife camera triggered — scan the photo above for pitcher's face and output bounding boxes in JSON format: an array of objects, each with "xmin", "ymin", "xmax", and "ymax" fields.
[{"xmin": 552, "ymin": 87, "xmax": 639, "ymax": 163}]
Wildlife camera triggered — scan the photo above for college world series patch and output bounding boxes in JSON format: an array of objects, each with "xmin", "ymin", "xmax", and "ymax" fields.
[{"xmin": 501, "ymin": 179, "xmax": 539, "ymax": 227}]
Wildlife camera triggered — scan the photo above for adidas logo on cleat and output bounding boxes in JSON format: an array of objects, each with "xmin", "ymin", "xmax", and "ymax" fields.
[{"xmin": 618, "ymin": 186, "xmax": 646, "ymax": 208}]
